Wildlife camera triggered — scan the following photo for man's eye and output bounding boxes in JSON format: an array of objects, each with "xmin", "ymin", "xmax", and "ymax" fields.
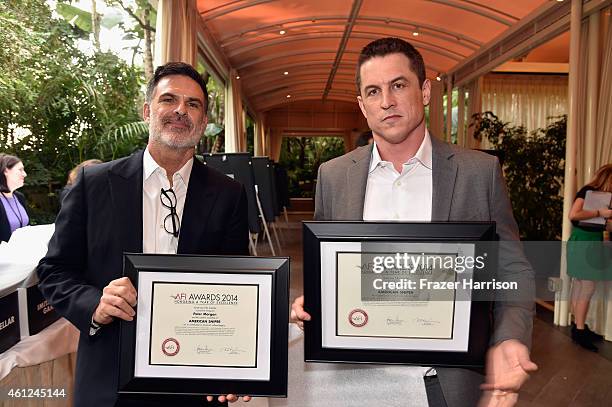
[
  {"xmin": 367, "ymin": 89, "xmax": 379, "ymax": 96},
  {"xmin": 188, "ymin": 102, "xmax": 200, "ymax": 108},
  {"xmin": 393, "ymin": 82, "xmax": 405, "ymax": 89}
]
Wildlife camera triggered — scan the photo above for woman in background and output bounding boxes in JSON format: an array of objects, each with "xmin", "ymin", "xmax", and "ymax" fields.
[
  {"xmin": 568, "ymin": 164, "xmax": 612, "ymax": 352},
  {"xmin": 0, "ymin": 153, "xmax": 29, "ymax": 242},
  {"xmin": 59, "ymin": 159, "xmax": 102, "ymax": 204}
]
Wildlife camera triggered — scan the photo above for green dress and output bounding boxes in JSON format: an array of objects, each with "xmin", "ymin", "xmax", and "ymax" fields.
[{"xmin": 567, "ymin": 187, "xmax": 611, "ymax": 280}]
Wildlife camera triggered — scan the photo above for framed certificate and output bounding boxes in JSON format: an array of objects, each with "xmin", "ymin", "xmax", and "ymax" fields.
[
  {"xmin": 118, "ymin": 254, "xmax": 289, "ymax": 397},
  {"xmin": 303, "ymin": 222, "xmax": 497, "ymax": 367}
]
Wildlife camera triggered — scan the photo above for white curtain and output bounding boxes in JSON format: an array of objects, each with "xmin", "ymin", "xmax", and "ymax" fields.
[
  {"xmin": 575, "ymin": 21, "xmax": 589, "ymax": 187},
  {"xmin": 254, "ymin": 116, "xmax": 266, "ymax": 157},
  {"xmin": 596, "ymin": 11, "xmax": 612, "ymax": 168},
  {"xmin": 224, "ymin": 69, "xmax": 244, "ymax": 153},
  {"xmin": 154, "ymin": 0, "xmax": 198, "ymax": 67},
  {"xmin": 481, "ymin": 73, "xmax": 568, "ymax": 136},
  {"xmin": 586, "ymin": 9, "xmax": 612, "ymax": 341}
]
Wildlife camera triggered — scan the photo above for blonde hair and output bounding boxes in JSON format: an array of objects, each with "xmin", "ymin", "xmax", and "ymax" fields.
[
  {"xmin": 586, "ymin": 164, "xmax": 612, "ymax": 193},
  {"xmin": 67, "ymin": 159, "xmax": 103, "ymax": 186}
]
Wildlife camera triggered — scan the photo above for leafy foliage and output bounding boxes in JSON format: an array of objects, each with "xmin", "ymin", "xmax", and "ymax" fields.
[
  {"xmin": 279, "ymin": 137, "xmax": 345, "ymax": 198},
  {"xmin": 0, "ymin": 0, "xmax": 147, "ymax": 222},
  {"xmin": 470, "ymin": 112, "xmax": 566, "ymax": 240}
]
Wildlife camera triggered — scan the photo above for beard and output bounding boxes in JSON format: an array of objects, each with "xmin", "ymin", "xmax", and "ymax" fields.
[{"xmin": 149, "ymin": 111, "xmax": 203, "ymax": 149}]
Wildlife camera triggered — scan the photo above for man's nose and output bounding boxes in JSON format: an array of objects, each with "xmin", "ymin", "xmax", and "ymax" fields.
[
  {"xmin": 174, "ymin": 99, "xmax": 188, "ymax": 115},
  {"xmin": 380, "ymin": 89, "xmax": 395, "ymax": 109}
]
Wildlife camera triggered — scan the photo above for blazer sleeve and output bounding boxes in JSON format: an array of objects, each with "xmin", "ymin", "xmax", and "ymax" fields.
[
  {"xmin": 489, "ymin": 159, "xmax": 535, "ymax": 349},
  {"xmin": 314, "ymin": 164, "xmax": 327, "ymax": 221},
  {"xmin": 37, "ymin": 169, "xmax": 102, "ymax": 334}
]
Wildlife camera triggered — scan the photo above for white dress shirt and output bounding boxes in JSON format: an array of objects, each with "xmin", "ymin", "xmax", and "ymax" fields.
[
  {"xmin": 363, "ymin": 130, "xmax": 433, "ymax": 222},
  {"xmin": 362, "ymin": 130, "xmax": 435, "ymax": 395},
  {"xmin": 142, "ymin": 147, "xmax": 193, "ymax": 254}
]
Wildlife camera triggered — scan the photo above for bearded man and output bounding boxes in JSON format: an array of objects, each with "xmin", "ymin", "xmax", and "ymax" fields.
[{"xmin": 38, "ymin": 62, "xmax": 250, "ymax": 407}]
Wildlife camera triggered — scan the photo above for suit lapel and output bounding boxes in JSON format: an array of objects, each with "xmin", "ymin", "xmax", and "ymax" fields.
[
  {"xmin": 177, "ymin": 158, "xmax": 217, "ymax": 254},
  {"xmin": 431, "ymin": 136, "xmax": 457, "ymax": 221},
  {"xmin": 109, "ymin": 151, "xmax": 144, "ymax": 253},
  {"xmin": 345, "ymin": 145, "xmax": 372, "ymax": 220}
]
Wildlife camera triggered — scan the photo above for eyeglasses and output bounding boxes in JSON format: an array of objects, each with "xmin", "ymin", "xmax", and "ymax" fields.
[{"xmin": 160, "ymin": 188, "xmax": 180, "ymax": 238}]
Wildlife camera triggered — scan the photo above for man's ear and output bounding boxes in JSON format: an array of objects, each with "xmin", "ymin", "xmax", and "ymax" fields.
[
  {"xmin": 421, "ymin": 79, "xmax": 431, "ymax": 106},
  {"xmin": 357, "ymin": 95, "xmax": 368, "ymax": 119},
  {"xmin": 143, "ymin": 103, "xmax": 151, "ymax": 122}
]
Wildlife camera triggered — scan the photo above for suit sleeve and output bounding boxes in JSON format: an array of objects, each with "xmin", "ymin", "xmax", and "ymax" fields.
[
  {"xmin": 37, "ymin": 169, "xmax": 102, "ymax": 334},
  {"xmin": 489, "ymin": 159, "xmax": 535, "ymax": 349},
  {"xmin": 220, "ymin": 185, "xmax": 249, "ymax": 256},
  {"xmin": 314, "ymin": 164, "xmax": 327, "ymax": 221}
]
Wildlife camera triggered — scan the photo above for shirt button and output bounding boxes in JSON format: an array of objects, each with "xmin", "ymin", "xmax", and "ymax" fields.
[{"xmin": 396, "ymin": 181, "xmax": 401, "ymax": 186}]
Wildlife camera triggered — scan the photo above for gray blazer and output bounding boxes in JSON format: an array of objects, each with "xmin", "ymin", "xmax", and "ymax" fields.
[{"xmin": 313, "ymin": 135, "xmax": 534, "ymax": 406}]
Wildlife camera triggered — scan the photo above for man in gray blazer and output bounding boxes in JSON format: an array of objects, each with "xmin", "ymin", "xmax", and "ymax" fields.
[{"xmin": 291, "ymin": 37, "xmax": 536, "ymax": 407}]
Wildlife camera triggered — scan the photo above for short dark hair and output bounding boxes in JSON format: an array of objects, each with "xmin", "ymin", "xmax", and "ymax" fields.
[
  {"xmin": 356, "ymin": 37, "xmax": 426, "ymax": 93},
  {"xmin": 145, "ymin": 62, "xmax": 209, "ymax": 111},
  {"xmin": 0, "ymin": 153, "xmax": 22, "ymax": 193}
]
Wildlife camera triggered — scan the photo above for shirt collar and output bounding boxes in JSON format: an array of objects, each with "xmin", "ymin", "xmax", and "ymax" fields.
[
  {"xmin": 369, "ymin": 129, "xmax": 433, "ymax": 173},
  {"xmin": 143, "ymin": 147, "xmax": 194, "ymax": 187}
]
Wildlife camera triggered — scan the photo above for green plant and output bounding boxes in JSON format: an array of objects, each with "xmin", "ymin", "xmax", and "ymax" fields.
[
  {"xmin": 0, "ymin": 0, "xmax": 146, "ymax": 223},
  {"xmin": 279, "ymin": 136, "xmax": 345, "ymax": 198},
  {"xmin": 470, "ymin": 111, "xmax": 566, "ymax": 240}
]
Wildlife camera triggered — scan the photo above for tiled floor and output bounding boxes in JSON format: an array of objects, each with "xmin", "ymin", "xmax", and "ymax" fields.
[{"xmin": 262, "ymin": 212, "xmax": 612, "ymax": 407}]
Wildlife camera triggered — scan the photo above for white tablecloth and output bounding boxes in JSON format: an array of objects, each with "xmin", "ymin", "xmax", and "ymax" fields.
[
  {"xmin": 0, "ymin": 318, "xmax": 78, "ymax": 380},
  {"xmin": 233, "ymin": 324, "xmax": 429, "ymax": 407}
]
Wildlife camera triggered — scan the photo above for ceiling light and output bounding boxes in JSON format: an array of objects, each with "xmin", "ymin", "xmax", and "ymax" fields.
[
  {"xmin": 283, "ymin": 71, "xmax": 289, "ymax": 75},
  {"xmin": 412, "ymin": 31, "xmax": 419, "ymax": 37},
  {"xmin": 436, "ymin": 76, "xmax": 441, "ymax": 81},
  {"xmin": 279, "ymin": 30, "xmax": 286, "ymax": 35},
  {"xmin": 235, "ymin": 75, "xmax": 240, "ymax": 79},
  {"xmin": 286, "ymin": 94, "xmax": 291, "ymax": 98}
]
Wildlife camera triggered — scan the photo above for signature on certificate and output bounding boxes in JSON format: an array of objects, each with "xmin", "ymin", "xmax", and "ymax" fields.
[
  {"xmin": 196, "ymin": 345, "xmax": 213, "ymax": 354},
  {"xmin": 414, "ymin": 317, "xmax": 441, "ymax": 326},
  {"xmin": 386, "ymin": 316, "xmax": 404, "ymax": 326},
  {"xmin": 222, "ymin": 346, "xmax": 246, "ymax": 355}
]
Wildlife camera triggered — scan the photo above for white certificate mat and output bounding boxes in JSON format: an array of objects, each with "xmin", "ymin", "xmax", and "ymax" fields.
[
  {"xmin": 135, "ymin": 271, "xmax": 272, "ymax": 381},
  {"xmin": 320, "ymin": 241, "xmax": 473, "ymax": 352}
]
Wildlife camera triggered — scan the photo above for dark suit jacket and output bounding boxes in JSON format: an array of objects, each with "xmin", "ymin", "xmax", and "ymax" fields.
[
  {"xmin": 314, "ymin": 136, "xmax": 534, "ymax": 407},
  {"xmin": 37, "ymin": 151, "xmax": 249, "ymax": 407},
  {"xmin": 0, "ymin": 190, "xmax": 27, "ymax": 242}
]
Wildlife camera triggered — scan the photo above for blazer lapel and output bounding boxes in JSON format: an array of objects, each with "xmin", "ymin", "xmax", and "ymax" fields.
[
  {"xmin": 345, "ymin": 145, "xmax": 372, "ymax": 220},
  {"xmin": 431, "ymin": 136, "xmax": 457, "ymax": 221},
  {"xmin": 109, "ymin": 151, "xmax": 144, "ymax": 253},
  {"xmin": 177, "ymin": 158, "xmax": 217, "ymax": 254}
]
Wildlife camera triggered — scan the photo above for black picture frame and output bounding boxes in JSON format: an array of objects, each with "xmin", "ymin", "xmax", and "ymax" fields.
[
  {"xmin": 303, "ymin": 221, "xmax": 497, "ymax": 368},
  {"xmin": 118, "ymin": 254, "xmax": 289, "ymax": 397}
]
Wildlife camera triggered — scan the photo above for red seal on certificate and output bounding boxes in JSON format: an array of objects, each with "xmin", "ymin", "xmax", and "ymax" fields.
[
  {"xmin": 348, "ymin": 309, "xmax": 368, "ymax": 327},
  {"xmin": 162, "ymin": 338, "xmax": 180, "ymax": 356}
]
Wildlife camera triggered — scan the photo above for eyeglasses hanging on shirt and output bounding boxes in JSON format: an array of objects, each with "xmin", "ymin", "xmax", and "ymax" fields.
[{"xmin": 160, "ymin": 188, "xmax": 180, "ymax": 238}]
